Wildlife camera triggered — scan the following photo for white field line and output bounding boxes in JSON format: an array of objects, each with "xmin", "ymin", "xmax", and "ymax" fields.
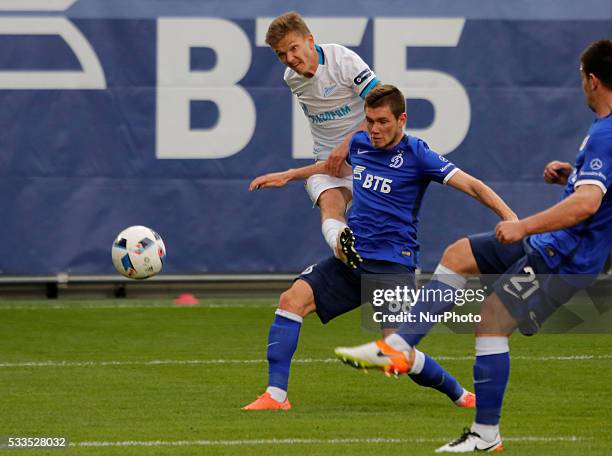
[
  {"xmin": 0, "ymin": 303, "xmax": 276, "ymax": 310},
  {"xmin": 0, "ymin": 355, "xmax": 610, "ymax": 369},
  {"xmin": 71, "ymin": 436, "xmax": 585, "ymax": 448}
]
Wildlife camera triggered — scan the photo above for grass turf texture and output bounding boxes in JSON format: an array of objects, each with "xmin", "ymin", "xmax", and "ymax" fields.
[{"xmin": 0, "ymin": 298, "xmax": 610, "ymax": 455}]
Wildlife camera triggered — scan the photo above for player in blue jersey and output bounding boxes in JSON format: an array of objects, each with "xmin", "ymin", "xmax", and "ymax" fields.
[
  {"xmin": 243, "ymin": 84, "xmax": 517, "ymax": 411},
  {"xmin": 335, "ymin": 40, "xmax": 612, "ymax": 452}
]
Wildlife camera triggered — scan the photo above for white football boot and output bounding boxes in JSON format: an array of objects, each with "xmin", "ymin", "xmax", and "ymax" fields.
[{"xmin": 435, "ymin": 428, "xmax": 503, "ymax": 453}]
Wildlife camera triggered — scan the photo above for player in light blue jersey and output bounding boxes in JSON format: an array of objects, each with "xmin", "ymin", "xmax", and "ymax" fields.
[
  {"xmin": 250, "ymin": 12, "xmax": 380, "ymax": 267},
  {"xmin": 335, "ymin": 40, "xmax": 612, "ymax": 452},
  {"xmin": 243, "ymin": 84, "xmax": 517, "ymax": 411}
]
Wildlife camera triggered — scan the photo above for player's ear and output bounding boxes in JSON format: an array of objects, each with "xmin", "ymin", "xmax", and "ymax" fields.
[
  {"xmin": 306, "ymin": 33, "xmax": 315, "ymax": 48},
  {"xmin": 398, "ymin": 112, "xmax": 407, "ymax": 128},
  {"xmin": 589, "ymin": 73, "xmax": 600, "ymax": 91}
]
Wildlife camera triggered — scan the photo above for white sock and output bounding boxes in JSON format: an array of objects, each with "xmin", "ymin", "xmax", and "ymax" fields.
[
  {"xmin": 408, "ymin": 348, "xmax": 425, "ymax": 374},
  {"xmin": 471, "ymin": 422, "xmax": 500, "ymax": 442},
  {"xmin": 275, "ymin": 308, "xmax": 304, "ymax": 323},
  {"xmin": 266, "ymin": 386, "xmax": 287, "ymax": 403},
  {"xmin": 454, "ymin": 389, "xmax": 470, "ymax": 406},
  {"xmin": 384, "ymin": 333, "xmax": 413, "ymax": 352},
  {"xmin": 432, "ymin": 264, "xmax": 467, "ymax": 289},
  {"xmin": 322, "ymin": 218, "xmax": 347, "ymax": 253},
  {"xmin": 475, "ymin": 336, "xmax": 509, "ymax": 356}
]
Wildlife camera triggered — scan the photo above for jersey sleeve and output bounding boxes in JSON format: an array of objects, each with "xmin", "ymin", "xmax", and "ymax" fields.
[
  {"xmin": 574, "ymin": 133, "xmax": 612, "ymax": 194},
  {"xmin": 414, "ymin": 138, "xmax": 459, "ymax": 184},
  {"xmin": 340, "ymin": 48, "xmax": 379, "ymax": 99}
]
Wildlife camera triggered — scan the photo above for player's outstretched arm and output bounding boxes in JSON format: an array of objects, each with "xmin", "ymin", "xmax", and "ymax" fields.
[
  {"xmin": 326, "ymin": 120, "xmax": 367, "ymax": 177},
  {"xmin": 248, "ymin": 161, "xmax": 328, "ymax": 191},
  {"xmin": 446, "ymin": 170, "xmax": 518, "ymax": 221},
  {"xmin": 543, "ymin": 160, "xmax": 574, "ymax": 185},
  {"xmin": 249, "ymin": 160, "xmax": 352, "ymax": 191},
  {"xmin": 496, "ymin": 184, "xmax": 603, "ymax": 244}
]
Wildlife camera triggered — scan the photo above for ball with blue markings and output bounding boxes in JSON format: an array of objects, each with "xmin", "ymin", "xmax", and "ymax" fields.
[{"xmin": 111, "ymin": 226, "xmax": 166, "ymax": 279}]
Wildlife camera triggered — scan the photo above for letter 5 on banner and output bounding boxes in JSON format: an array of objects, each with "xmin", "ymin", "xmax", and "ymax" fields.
[
  {"xmin": 374, "ymin": 18, "xmax": 470, "ymax": 155},
  {"xmin": 156, "ymin": 18, "xmax": 256, "ymax": 159}
]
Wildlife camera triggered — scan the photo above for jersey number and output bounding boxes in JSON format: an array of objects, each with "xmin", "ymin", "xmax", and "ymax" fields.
[{"xmin": 502, "ymin": 266, "xmax": 540, "ymax": 301}]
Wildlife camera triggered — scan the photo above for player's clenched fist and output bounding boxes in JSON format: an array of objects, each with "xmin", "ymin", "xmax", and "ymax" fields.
[
  {"xmin": 495, "ymin": 220, "xmax": 527, "ymax": 244},
  {"xmin": 543, "ymin": 160, "xmax": 573, "ymax": 185}
]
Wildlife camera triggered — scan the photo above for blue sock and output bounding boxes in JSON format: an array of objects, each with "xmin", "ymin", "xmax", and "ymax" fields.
[
  {"xmin": 474, "ymin": 352, "xmax": 510, "ymax": 425},
  {"xmin": 409, "ymin": 352, "xmax": 465, "ymax": 402},
  {"xmin": 267, "ymin": 311, "xmax": 302, "ymax": 391},
  {"xmin": 399, "ymin": 278, "xmax": 459, "ymax": 347}
]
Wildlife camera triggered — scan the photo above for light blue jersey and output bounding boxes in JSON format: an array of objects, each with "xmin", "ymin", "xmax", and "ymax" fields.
[
  {"xmin": 530, "ymin": 114, "xmax": 612, "ymax": 274},
  {"xmin": 347, "ymin": 131, "xmax": 458, "ymax": 268}
]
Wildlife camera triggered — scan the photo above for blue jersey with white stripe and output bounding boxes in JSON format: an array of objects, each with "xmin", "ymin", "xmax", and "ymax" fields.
[
  {"xmin": 347, "ymin": 131, "xmax": 458, "ymax": 267},
  {"xmin": 530, "ymin": 114, "xmax": 612, "ymax": 274}
]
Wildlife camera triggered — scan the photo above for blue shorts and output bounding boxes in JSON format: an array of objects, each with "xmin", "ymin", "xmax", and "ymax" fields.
[
  {"xmin": 469, "ymin": 231, "xmax": 581, "ymax": 335},
  {"xmin": 297, "ymin": 257, "xmax": 415, "ymax": 325}
]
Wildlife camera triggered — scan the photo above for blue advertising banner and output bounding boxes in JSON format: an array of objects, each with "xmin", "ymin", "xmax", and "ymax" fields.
[{"xmin": 0, "ymin": 1, "xmax": 610, "ymax": 274}]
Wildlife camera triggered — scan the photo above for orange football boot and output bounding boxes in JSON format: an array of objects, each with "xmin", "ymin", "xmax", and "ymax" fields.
[{"xmin": 242, "ymin": 392, "xmax": 292, "ymax": 411}]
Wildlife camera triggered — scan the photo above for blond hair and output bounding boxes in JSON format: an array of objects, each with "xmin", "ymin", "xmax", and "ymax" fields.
[{"xmin": 265, "ymin": 12, "xmax": 311, "ymax": 48}]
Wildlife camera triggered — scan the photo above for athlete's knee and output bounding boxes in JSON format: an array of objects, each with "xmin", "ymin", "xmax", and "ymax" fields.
[
  {"xmin": 278, "ymin": 280, "xmax": 316, "ymax": 317},
  {"xmin": 440, "ymin": 238, "xmax": 478, "ymax": 275},
  {"xmin": 317, "ymin": 188, "xmax": 348, "ymax": 220}
]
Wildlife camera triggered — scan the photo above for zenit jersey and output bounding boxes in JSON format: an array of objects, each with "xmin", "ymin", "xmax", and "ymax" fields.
[
  {"xmin": 284, "ymin": 44, "xmax": 379, "ymax": 160},
  {"xmin": 530, "ymin": 114, "xmax": 612, "ymax": 274},
  {"xmin": 347, "ymin": 131, "xmax": 459, "ymax": 268}
]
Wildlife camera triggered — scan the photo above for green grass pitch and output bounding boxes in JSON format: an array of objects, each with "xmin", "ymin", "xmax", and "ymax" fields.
[{"xmin": 0, "ymin": 298, "xmax": 610, "ymax": 455}]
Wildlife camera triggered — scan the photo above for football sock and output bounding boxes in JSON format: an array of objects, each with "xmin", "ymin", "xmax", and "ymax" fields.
[
  {"xmin": 398, "ymin": 264, "xmax": 467, "ymax": 347},
  {"xmin": 265, "ymin": 386, "xmax": 287, "ymax": 403},
  {"xmin": 322, "ymin": 218, "xmax": 347, "ymax": 253},
  {"xmin": 473, "ymin": 336, "xmax": 509, "ymax": 435},
  {"xmin": 408, "ymin": 349, "xmax": 465, "ymax": 402},
  {"xmin": 267, "ymin": 309, "xmax": 302, "ymax": 400},
  {"xmin": 471, "ymin": 422, "xmax": 500, "ymax": 443},
  {"xmin": 385, "ymin": 333, "xmax": 413, "ymax": 351}
]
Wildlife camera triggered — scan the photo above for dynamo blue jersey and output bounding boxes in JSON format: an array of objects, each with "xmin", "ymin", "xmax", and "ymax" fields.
[
  {"xmin": 347, "ymin": 131, "xmax": 458, "ymax": 268},
  {"xmin": 530, "ymin": 114, "xmax": 612, "ymax": 274}
]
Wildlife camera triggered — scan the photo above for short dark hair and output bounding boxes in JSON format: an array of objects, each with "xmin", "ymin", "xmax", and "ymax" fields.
[
  {"xmin": 581, "ymin": 39, "xmax": 612, "ymax": 89},
  {"xmin": 364, "ymin": 84, "xmax": 406, "ymax": 119},
  {"xmin": 265, "ymin": 12, "xmax": 311, "ymax": 48}
]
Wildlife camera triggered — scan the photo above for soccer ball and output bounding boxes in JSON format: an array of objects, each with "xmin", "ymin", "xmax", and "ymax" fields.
[{"xmin": 111, "ymin": 226, "xmax": 166, "ymax": 279}]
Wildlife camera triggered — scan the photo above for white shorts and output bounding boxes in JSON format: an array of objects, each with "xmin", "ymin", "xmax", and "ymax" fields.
[{"xmin": 305, "ymin": 174, "xmax": 353, "ymax": 206}]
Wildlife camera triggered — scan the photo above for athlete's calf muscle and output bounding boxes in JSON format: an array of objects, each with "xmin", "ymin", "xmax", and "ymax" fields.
[
  {"xmin": 317, "ymin": 187, "xmax": 351, "ymax": 220},
  {"xmin": 475, "ymin": 293, "xmax": 517, "ymax": 336}
]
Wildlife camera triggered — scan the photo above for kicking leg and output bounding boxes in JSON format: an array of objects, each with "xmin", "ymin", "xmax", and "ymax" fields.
[
  {"xmin": 318, "ymin": 187, "xmax": 350, "ymax": 248},
  {"xmin": 336, "ymin": 239, "xmax": 478, "ymax": 406},
  {"xmin": 336, "ymin": 238, "xmax": 479, "ymax": 368}
]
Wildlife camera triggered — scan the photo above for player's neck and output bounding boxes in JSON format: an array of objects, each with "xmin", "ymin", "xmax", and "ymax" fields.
[
  {"xmin": 302, "ymin": 60, "xmax": 318, "ymax": 78},
  {"xmin": 594, "ymin": 93, "xmax": 612, "ymax": 118},
  {"xmin": 302, "ymin": 52, "xmax": 319, "ymax": 79},
  {"xmin": 382, "ymin": 132, "xmax": 405, "ymax": 150}
]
